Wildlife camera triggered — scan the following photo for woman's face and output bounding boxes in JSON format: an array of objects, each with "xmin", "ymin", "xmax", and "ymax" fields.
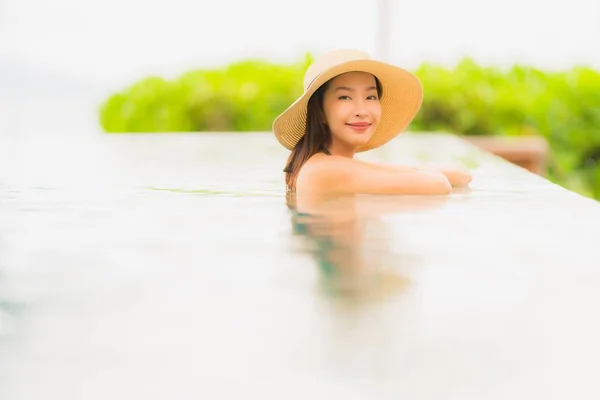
[{"xmin": 322, "ymin": 71, "xmax": 382, "ymax": 153}]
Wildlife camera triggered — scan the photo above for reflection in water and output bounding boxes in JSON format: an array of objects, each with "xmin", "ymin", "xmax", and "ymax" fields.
[
  {"xmin": 287, "ymin": 193, "xmax": 450, "ymax": 304},
  {"xmin": 286, "ymin": 193, "xmax": 453, "ymax": 379}
]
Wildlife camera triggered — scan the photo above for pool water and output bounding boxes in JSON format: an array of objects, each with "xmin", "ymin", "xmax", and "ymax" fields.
[{"xmin": 2, "ymin": 132, "xmax": 600, "ymax": 399}]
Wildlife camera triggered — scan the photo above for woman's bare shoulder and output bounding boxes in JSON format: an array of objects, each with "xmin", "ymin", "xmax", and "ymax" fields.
[{"xmin": 295, "ymin": 153, "xmax": 333, "ymax": 194}]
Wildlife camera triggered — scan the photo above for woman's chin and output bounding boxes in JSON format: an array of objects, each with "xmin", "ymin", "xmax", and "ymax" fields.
[
  {"xmin": 334, "ymin": 132, "xmax": 374, "ymax": 149},
  {"xmin": 349, "ymin": 134, "xmax": 373, "ymax": 147}
]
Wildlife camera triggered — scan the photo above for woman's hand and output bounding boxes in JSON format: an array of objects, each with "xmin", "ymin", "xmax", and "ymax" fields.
[{"xmin": 422, "ymin": 163, "xmax": 472, "ymax": 187}]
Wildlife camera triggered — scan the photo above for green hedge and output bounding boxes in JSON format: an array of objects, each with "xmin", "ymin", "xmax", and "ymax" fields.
[
  {"xmin": 99, "ymin": 54, "xmax": 313, "ymax": 133},
  {"xmin": 411, "ymin": 59, "xmax": 600, "ymax": 199},
  {"xmin": 99, "ymin": 55, "xmax": 600, "ymax": 200}
]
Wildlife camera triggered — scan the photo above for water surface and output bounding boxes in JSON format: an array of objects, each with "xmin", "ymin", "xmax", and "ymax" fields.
[{"xmin": 2, "ymin": 132, "xmax": 600, "ymax": 399}]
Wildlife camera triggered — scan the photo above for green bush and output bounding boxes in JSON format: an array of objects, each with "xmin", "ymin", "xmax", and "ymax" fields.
[
  {"xmin": 99, "ymin": 54, "xmax": 312, "ymax": 133},
  {"xmin": 99, "ymin": 55, "xmax": 600, "ymax": 200},
  {"xmin": 411, "ymin": 58, "xmax": 600, "ymax": 199}
]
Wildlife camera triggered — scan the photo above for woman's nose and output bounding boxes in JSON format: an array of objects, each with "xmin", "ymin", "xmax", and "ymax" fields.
[{"xmin": 354, "ymin": 99, "xmax": 369, "ymax": 117}]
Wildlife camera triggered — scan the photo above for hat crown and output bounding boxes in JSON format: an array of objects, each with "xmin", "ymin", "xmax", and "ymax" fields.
[{"xmin": 303, "ymin": 49, "xmax": 372, "ymax": 91}]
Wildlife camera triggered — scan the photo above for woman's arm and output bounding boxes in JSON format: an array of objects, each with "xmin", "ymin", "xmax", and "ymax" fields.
[
  {"xmin": 356, "ymin": 159, "xmax": 472, "ymax": 187},
  {"xmin": 426, "ymin": 164, "xmax": 472, "ymax": 187},
  {"xmin": 297, "ymin": 155, "xmax": 453, "ymax": 196}
]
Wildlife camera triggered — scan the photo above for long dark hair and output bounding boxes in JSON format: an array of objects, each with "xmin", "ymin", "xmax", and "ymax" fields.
[
  {"xmin": 283, "ymin": 82, "xmax": 332, "ymax": 193},
  {"xmin": 283, "ymin": 75, "xmax": 383, "ymax": 193}
]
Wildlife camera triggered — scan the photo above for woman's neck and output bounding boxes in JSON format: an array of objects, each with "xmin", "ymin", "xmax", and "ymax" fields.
[
  {"xmin": 328, "ymin": 147, "xmax": 356, "ymax": 158},
  {"xmin": 328, "ymin": 139, "xmax": 356, "ymax": 158}
]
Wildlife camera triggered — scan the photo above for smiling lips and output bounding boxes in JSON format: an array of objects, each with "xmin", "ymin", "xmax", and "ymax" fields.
[{"xmin": 346, "ymin": 122, "xmax": 371, "ymax": 132}]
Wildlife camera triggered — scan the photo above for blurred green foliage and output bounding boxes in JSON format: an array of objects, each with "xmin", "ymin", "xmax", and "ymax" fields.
[
  {"xmin": 411, "ymin": 59, "xmax": 600, "ymax": 199},
  {"xmin": 99, "ymin": 54, "xmax": 313, "ymax": 133},
  {"xmin": 99, "ymin": 55, "xmax": 600, "ymax": 200}
]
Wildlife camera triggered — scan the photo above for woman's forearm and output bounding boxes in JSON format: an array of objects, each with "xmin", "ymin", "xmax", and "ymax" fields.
[
  {"xmin": 423, "ymin": 165, "xmax": 472, "ymax": 187},
  {"xmin": 358, "ymin": 160, "xmax": 472, "ymax": 187}
]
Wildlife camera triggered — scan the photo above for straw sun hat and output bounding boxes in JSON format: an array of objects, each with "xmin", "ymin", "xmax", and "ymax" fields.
[{"xmin": 272, "ymin": 49, "xmax": 424, "ymax": 152}]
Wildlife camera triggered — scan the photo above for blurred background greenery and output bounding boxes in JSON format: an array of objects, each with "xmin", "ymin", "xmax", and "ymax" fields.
[{"xmin": 98, "ymin": 54, "xmax": 600, "ymax": 200}]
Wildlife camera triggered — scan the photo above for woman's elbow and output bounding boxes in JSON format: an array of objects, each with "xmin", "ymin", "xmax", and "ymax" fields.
[
  {"xmin": 431, "ymin": 176, "xmax": 453, "ymax": 194},
  {"xmin": 419, "ymin": 171, "xmax": 452, "ymax": 195}
]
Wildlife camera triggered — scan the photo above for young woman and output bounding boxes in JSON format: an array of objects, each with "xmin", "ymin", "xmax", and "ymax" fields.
[{"xmin": 272, "ymin": 49, "xmax": 472, "ymax": 201}]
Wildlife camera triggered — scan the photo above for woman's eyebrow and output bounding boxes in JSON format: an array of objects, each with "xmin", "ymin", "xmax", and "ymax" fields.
[{"xmin": 333, "ymin": 86, "xmax": 377, "ymax": 92}]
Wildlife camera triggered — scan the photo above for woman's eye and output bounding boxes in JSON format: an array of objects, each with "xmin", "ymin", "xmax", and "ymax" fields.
[{"xmin": 337, "ymin": 95, "xmax": 378, "ymax": 100}]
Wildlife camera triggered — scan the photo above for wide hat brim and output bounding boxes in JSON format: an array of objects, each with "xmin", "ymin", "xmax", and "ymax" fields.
[{"xmin": 272, "ymin": 58, "xmax": 423, "ymax": 152}]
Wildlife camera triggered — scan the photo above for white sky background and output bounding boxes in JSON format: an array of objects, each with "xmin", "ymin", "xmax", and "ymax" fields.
[
  {"xmin": 2, "ymin": 0, "xmax": 599, "ymax": 90},
  {"xmin": 0, "ymin": 0, "xmax": 599, "ymax": 136}
]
